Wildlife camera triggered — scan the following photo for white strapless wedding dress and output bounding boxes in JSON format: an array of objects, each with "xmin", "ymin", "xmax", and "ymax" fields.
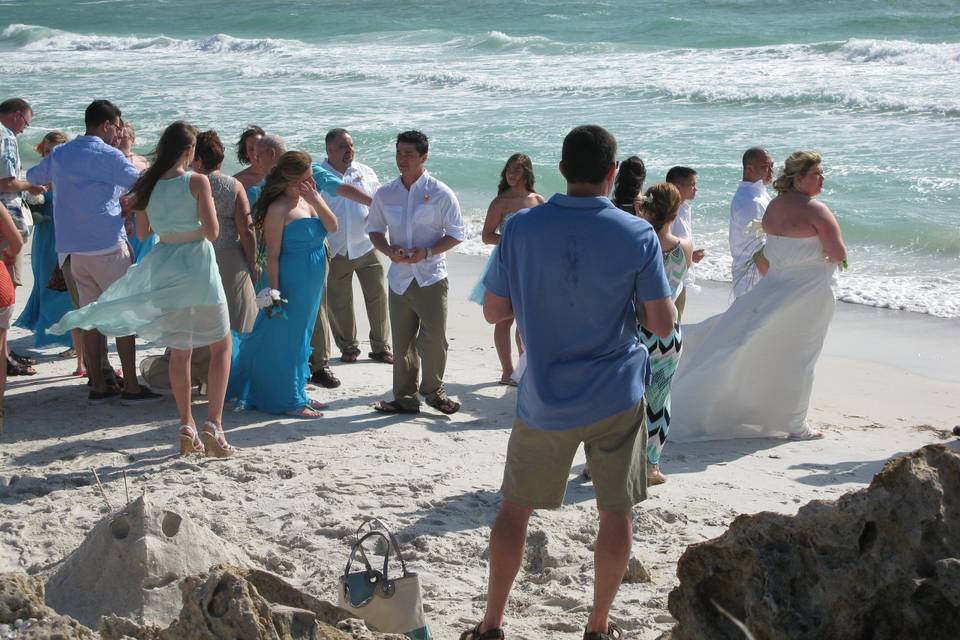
[{"xmin": 670, "ymin": 235, "xmax": 838, "ymax": 441}]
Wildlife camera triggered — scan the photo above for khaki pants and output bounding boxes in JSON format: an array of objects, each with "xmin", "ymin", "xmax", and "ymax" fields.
[
  {"xmin": 390, "ymin": 278, "xmax": 449, "ymax": 409},
  {"xmin": 327, "ymin": 250, "xmax": 390, "ymax": 355},
  {"xmin": 62, "ymin": 255, "xmax": 110, "ymax": 373},
  {"xmin": 140, "ymin": 346, "xmax": 211, "ymax": 389},
  {"xmin": 308, "ymin": 245, "xmax": 332, "ymax": 370}
]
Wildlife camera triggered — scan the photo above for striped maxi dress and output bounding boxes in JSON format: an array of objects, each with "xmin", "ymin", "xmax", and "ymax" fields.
[{"xmin": 640, "ymin": 242, "xmax": 688, "ymax": 466}]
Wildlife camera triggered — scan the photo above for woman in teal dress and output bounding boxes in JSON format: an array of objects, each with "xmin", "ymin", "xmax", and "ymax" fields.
[
  {"xmin": 227, "ymin": 151, "xmax": 338, "ymax": 417},
  {"xmin": 15, "ymin": 132, "xmax": 78, "ymax": 362},
  {"xmin": 51, "ymin": 122, "xmax": 234, "ymax": 457},
  {"xmin": 636, "ymin": 183, "xmax": 693, "ymax": 486}
]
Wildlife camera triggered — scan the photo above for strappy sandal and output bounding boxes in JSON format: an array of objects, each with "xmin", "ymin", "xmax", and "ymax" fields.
[
  {"xmin": 201, "ymin": 421, "xmax": 236, "ymax": 458},
  {"xmin": 58, "ymin": 348, "xmax": 77, "ymax": 359},
  {"xmin": 426, "ymin": 394, "xmax": 461, "ymax": 415},
  {"xmin": 10, "ymin": 351, "xmax": 37, "ymax": 366},
  {"xmin": 287, "ymin": 405, "xmax": 324, "ymax": 418},
  {"xmin": 460, "ymin": 623, "xmax": 504, "ymax": 640},
  {"xmin": 179, "ymin": 424, "xmax": 205, "ymax": 456},
  {"xmin": 583, "ymin": 623, "xmax": 623, "ymax": 640}
]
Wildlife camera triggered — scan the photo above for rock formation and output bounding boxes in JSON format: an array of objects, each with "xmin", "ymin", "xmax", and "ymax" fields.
[{"xmin": 668, "ymin": 444, "xmax": 960, "ymax": 639}]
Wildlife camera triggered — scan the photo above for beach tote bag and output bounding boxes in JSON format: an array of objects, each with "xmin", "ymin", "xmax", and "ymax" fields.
[{"xmin": 338, "ymin": 518, "xmax": 431, "ymax": 639}]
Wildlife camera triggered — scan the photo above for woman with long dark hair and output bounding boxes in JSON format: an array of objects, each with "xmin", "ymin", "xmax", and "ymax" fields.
[
  {"xmin": 51, "ymin": 121, "xmax": 234, "ymax": 457},
  {"xmin": 612, "ymin": 155, "xmax": 646, "ymax": 212},
  {"xmin": 468, "ymin": 153, "xmax": 543, "ymax": 385},
  {"xmin": 226, "ymin": 151, "xmax": 338, "ymax": 417}
]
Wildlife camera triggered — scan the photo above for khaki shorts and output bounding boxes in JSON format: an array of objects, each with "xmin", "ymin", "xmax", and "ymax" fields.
[
  {"xmin": 0, "ymin": 304, "xmax": 12, "ymax": 329},
  {"xmin": 69, "ymin": 245, "xmax": 132, "ymax": 307},
  {"xmin": 502, "ymin": 401, "xmax": 647, "ymax": 512}
]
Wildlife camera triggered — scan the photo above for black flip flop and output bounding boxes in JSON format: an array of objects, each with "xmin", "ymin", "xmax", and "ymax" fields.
[{"xmin": 373, "ymin": 400, "xmax": 420, "ymax": 414}]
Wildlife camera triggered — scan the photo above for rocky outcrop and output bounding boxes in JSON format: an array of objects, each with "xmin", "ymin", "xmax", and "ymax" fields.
[
  {"xmin": 0, "ymin": 573, "xmax": 94, "ymax": 639},
  {"xmin": 668, "ymin": 444, "xmax": 960, "ymax": 640}
]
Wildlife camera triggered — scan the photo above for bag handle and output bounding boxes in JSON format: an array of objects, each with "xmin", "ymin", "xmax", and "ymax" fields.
[
  {"xmin": 353, "ymin": 517, "xmax": 410, "ymax": 577},
  {"xmin": 343, "ymin": 530, "xmax": 392, "ymax": 581}
]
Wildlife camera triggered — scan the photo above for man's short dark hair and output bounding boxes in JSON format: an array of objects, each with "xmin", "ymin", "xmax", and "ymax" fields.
[
  {"xmin": 85, "ymin": 99, "xmax": 122, "ymax": 130},
  {"xmin": 666, "ymin": 166, "xmax": 697, "ymax": 185},
  {"xmin": 0, "ymin": 98, "xmax": 31, "ymax": 115},
  {"xmin": 742, "ymin": 147, "xmax": 769, "ymax": 168},
  {"xmin": 561, "ymin": 125, "xmax": 617, "ymax": 184},
  {"xmin": 325, "ymin": 128, "xmax": 349, "ymax": 145},
  {"xmin": 396, "ymin": 130, "xmax": 428, "ymax": 155}
]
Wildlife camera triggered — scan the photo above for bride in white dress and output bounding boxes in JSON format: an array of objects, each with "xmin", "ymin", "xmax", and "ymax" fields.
[{"xmin": 670, "ymin": 151, "xmax": 847, "ymax": 441}]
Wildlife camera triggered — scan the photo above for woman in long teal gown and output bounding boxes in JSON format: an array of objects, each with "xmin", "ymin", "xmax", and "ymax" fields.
[
  {"xmin": 227, "ymin": 151, "xmax": 339, "ymax": 417},
  {"xmin": 14, "ymin": 133, "xmax": 76, "ymax": 356}
]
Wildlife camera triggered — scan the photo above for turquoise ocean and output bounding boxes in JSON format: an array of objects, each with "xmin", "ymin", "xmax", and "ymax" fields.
[{"xmin": 2, "ymin": 0, "xmax": 958, "ymax": 317}]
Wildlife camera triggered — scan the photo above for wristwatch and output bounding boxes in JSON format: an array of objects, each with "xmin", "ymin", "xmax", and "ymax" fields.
[{"xmin": 425, "ymin": 247, "xmax": 433, "ymax": 258}]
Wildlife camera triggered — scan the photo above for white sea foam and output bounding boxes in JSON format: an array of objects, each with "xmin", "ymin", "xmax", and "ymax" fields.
[{"xmin": 2, "ymin": 23, "xmax": 296, "ymax": 54}]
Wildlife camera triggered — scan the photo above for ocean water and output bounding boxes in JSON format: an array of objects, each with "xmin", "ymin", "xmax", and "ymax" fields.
[{"xmin": 2, "ymin": 0, "xmax": 958, "ymax": 317}]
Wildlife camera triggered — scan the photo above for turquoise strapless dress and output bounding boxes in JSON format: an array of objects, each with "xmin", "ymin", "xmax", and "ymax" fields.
[
  {"xmin": 50, "ymin": 173, "xmax": 229, "ymax": 349},
  {"xmin": 128, "ymin": 217, "xmax": 158, "ymax": 264},
  {"xmin": 14, "ymin": 193, "xmax": 74, "ymax": 348},
  {"xmin": 227, "ymin": 217, "xmax": 327, "ymax": 415}
]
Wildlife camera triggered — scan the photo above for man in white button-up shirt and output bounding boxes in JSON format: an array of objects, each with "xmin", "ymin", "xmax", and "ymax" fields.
[
  {"xmin": 368, "ymin": 131, "xmax": 465, "ymax": 415},
  {"xmin": 319, "ymin": 128, "xmax": 392, "ymax": 365},
  {"xmin": 729, "ymin": 147, "xmax": 774, "ymax": 298}
]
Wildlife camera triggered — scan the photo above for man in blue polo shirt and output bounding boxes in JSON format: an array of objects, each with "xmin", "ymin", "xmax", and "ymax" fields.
[{"xmin": 462, "ymin": 125, "xmax": 676, "ymax": 640}]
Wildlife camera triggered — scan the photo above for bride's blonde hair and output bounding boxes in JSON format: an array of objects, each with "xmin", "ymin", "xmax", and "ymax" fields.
[{"xmin": 773, "ymin": 151, "xmax": 822, "ymax": 195}]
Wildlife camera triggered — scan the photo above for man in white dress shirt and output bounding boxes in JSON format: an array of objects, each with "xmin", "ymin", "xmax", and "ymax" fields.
[
  {"xmin": 368, "ymin": 131, "xmax": 465, "ymax": 415},
  {"xmin": 729, "ymin": 147, "xmax": 774, "ymax": 298},
  {"xmin": 320, "ymin": 128, "xmax": 392, "ymax": 364}
]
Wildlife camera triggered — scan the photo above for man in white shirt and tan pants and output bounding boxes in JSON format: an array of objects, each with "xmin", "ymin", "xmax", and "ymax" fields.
[
  {"xmin": 729, "ymin": 147, "xmax": 774, "ymax": 298},
  {"xmin": 367, "ymin": 131, "xmax": 465, "ymax": 415},
  {"xmin": 320, "ymin": 128, "xmax": 392, "ymax": 364}
]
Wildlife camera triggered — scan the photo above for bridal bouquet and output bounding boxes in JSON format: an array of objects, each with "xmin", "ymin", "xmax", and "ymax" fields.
[{"xmin": 256, "ymin": 288, "xmax": 288, "ymax": 319}]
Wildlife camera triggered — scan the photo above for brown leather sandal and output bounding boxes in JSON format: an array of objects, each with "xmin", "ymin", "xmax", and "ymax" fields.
[{"xmin": 460, "ymin": 624, "xmax": 504, "ymax": 640}]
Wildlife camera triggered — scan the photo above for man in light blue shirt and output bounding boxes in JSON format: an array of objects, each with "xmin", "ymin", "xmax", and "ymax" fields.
[
  {"xmin": 27, "ymin": 99, "xmax": 159, "ymax": 404},
  {"xmin": 464, "ymin": 125, "xmax": 676, "ymax": 640}
]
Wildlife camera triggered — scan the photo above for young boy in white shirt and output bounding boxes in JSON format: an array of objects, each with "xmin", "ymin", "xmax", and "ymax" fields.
[{"xmin": 665, "ymin": 166, "xmax": 705, "ymax": 318}]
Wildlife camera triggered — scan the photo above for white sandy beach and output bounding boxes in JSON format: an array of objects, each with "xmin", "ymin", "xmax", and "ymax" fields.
[{"xmin": 1, "ymin": 249, "xmax": 958, "ymax": 639}]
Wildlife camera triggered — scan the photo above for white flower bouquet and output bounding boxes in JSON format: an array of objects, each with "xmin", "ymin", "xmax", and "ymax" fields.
[{"xmin": 256, "ymin": 288, "xmax": 288, "ymax": 319}]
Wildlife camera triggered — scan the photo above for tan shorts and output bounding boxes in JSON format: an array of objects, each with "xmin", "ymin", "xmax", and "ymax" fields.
[
  {"xmin": 502, "ymin": 401, "xmax": 647, "ymax": 512},
  {"xmin": 0, "ymin": 304, "xmax": 12, "ymax": 329},
  {"xmin": 69, "ymin": 245, "xmax": 132, "ymax": 307}
]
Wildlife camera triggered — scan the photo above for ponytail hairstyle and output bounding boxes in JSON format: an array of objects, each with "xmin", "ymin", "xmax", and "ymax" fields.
[
  {"xmin": 772, "ymin": 150, "xmax": 822, "ymax": 195},
  {"xmin": 612, "ymin": 155, "xmax": 646, "ymax": 211},
  {"xmin": 253, "ymin": 150, "xmax": 312, "ymax": 234},
  {"xmin": 635, "ymin": 182, "xmax": 682, "ymax": 232},
  {"xmin": 128, "ymin": 121, "xmax": 198, "ymax": 211},
  {"xmin": 497, "ymin": 153, "xmax": 537, "ymax": 195},
  {"xmin": 35, "ymin": 130, "xmax": 68, "ymax": 156}
]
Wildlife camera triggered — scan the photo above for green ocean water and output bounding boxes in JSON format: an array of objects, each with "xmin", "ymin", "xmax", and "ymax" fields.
[{"xmin": 1, "ymin": 0, "xmax": 958, "ymax": 315}]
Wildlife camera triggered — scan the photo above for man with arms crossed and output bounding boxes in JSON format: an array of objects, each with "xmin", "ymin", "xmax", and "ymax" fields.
[
  {"xmin": 319, "ymin": 128, "xmax": 392, "ymax": 365},
  {"xmin": 368, "ymin": 130, "xmax": 464, "ymax": 415},
  {"xmin": 730, "ymin": 146, "xmax": 774, "ymax": 298},
  {"xmin": 463, "ymin": 125, "xmax": 675, "ymax": 640}
]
